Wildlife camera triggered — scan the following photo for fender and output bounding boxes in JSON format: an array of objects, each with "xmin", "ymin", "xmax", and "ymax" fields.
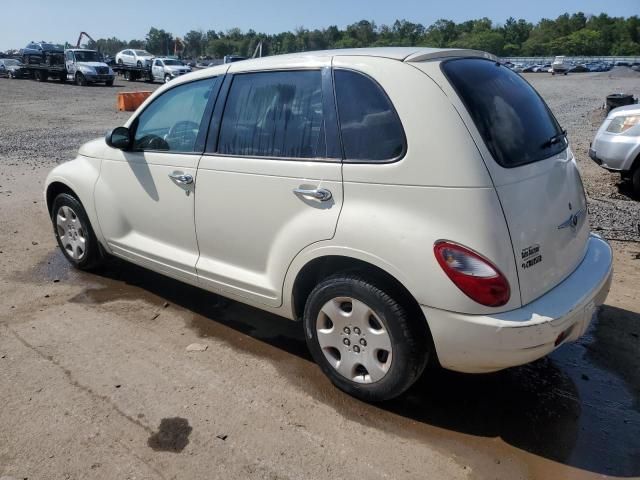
[{"xmin": 44, "ymin": 153, "xmax": 108, "ymax": 252}]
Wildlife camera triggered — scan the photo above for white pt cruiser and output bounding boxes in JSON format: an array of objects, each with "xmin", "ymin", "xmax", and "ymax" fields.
[{"xmin": 45, "ymin": 48, "xmax": 613, "ymax": 401}]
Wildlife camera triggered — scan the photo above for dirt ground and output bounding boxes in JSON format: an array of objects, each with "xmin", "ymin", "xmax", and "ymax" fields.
[{"xmin": 0, "ymin": 69, "xmax": 639, "ymax": 480}]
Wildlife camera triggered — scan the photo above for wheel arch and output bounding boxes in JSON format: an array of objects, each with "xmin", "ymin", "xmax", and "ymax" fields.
[
  {"xmin": 289, "ymin": 253, "xmax": 438, "ymax": 365},
  {"xmin": 290, "ymin": 254, "xmax": 424, "ymax": 322},
  {"xmin": 46, "ymin": 181, "xmax": 78, "ymax": 216}
]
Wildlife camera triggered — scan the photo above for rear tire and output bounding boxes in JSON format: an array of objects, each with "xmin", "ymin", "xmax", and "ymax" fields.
[
  {"xmin": 105, "ymin": 79, "xmax": 114, "ymax": 86},
  {"xmin": 137, "ymin": 60, "xmax": 142, "ymax": 68},
  {"xmin": 51, "ymin": 193, "xmax": 105, "ymax": 271},
  {"xmin": 303, "ymin": 274, "xmax": 430, "ymax": 402}
]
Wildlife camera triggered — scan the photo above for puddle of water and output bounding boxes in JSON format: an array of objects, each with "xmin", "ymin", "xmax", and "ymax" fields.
[
  {"xmin": 147, "ymin": 417, "xmax": 192, "ymax": 453},
  {"xmin": 12, "ymin": 248, "xmax": 78, "ymax": 284}
]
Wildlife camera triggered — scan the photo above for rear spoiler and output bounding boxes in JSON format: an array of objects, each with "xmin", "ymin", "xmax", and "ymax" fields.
[{"xmin": 404, "ymin": 49, "xmax": 497, "ymax": 63}]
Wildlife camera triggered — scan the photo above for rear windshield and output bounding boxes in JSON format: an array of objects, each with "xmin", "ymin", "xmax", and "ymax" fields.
[{"xmin": 442, "ymin": 58, "xmax": 566, "ymax": 168}]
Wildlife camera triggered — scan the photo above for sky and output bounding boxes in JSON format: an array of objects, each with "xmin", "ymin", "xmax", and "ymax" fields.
[{"xmin": 2, "ymin": 0, "xmax": 639, "ymax": 51}]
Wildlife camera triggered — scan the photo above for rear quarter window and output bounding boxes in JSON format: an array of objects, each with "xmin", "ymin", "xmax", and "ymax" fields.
[
  {"xmin": 442, "ymin": 58, "xmax": 566, "ymax": 168},
  {"xmin": 334, "ymin": 69, "xmax": 405, "ymax": 162}
]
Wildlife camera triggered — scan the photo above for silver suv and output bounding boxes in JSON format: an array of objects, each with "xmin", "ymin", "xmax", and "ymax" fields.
[{"xmin": 590, "ymin": 104, "xmax": 640, "ymax": 196}]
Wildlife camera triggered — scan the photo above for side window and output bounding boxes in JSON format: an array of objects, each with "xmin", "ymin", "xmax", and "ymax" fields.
[
  {"xmin": 154, "ymin": 59, "xmax": 161, "ymax": 67},
  {"xmin": 217, "ymin": 70, "xmax": 326, "ymax": 159},
  {"xmin": 133, "ymin": 78, "xmax": 218, "ymax": 153},
  {"xmin": 65, "ymin": 51, "xmax": 74, "ymax": 61},
  {"xmin": 334, "ymin": 70, "xmax": 405, "ymax": 162}
]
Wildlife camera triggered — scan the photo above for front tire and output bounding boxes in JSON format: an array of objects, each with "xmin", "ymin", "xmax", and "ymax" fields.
[
  {"xmin": 303, "ymin": 274, "xmax": 430, "ymax": 402},
  {"xmin": 164, "ymin": 74, "xmax": 172, "ymax": 83},
  {"xmin": 51, "ymin": 193, "xmax": 105, "ymax": 270},
  {"xmin": 75, "ymin": 73, "xmax": 87, "ymax": 86}
]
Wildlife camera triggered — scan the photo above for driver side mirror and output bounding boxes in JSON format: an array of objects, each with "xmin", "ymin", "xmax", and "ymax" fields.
[{"xmin": 105, "ymin": 126, "xmax": 132, "ymax": 150}]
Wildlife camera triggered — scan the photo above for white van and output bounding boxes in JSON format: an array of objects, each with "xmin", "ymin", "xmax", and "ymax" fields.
[
  {"xmin": 44, "ymin": 48, "xmax": 612, "ymax": 401},
  {"xmin": 552, "ymin": 55, "xmax": 569, "ymax": 75}
]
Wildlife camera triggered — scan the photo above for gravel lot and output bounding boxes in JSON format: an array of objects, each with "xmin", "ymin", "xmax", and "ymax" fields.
[
  {"xmin": 526, "ymin": 68, "xmax": 640, "ymax": 242},
  {"xmin": 0, "ymin": 69, "xmax": 639, "ymax": 480}
]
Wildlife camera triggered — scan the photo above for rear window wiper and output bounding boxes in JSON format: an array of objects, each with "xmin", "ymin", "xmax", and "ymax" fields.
[{"xmin": 541, "ymin": 129, "xmax": 567, "ymax": 149}]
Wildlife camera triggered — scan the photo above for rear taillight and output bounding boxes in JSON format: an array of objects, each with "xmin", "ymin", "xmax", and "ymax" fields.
[{"xmin": 434, "ymin": 241, "xmax": 510, "ymax": 307}]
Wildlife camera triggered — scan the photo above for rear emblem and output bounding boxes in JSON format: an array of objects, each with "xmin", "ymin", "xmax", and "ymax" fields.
[{"xmin": 558, "ymin": 208, "xmax": 585, "ymax": 232}]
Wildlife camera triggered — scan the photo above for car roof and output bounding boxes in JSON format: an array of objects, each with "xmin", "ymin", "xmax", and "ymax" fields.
[
  {"xmin": 166, "ymin": 47, "xmax": 496, "ymax": 91},
  {"xmin": 245, "ymin": 47, "xmax": 494, "ymax": 62}
]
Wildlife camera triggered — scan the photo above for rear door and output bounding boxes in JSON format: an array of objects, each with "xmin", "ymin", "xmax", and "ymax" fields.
[
  {"xmin": 416, "ymin": 58, "xmax": 590, "ymax": 305},
  {"xmin": 194, "ymin": 62, "xmax": 343, "ymax": 307}
]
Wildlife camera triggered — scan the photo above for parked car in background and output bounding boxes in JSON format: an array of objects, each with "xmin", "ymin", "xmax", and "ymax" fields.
[
  {"xmin": 44, "ymin": 47, "xmax": 612, "ymax": 402},
  {"xmin": 223, "ymin": 54, "xmax": 246, "ymax": 63},
  {"xmin": 115, "ymin": 49, "xmax": 154, "ymax": 67},
  {"xmin": 590, "ymin": 103, "xmax": 640, "ymax": 196},
  {"xmin": 21, "ymin": 41, "xmax": 64, "ymax": 61},
  {"xmin": 569, "ymin": 63, "xmax": 590, "ymax": 73},
  {"xmin": 150, "ymin": 57, "xmax": 191, "ymax": 83},
  {"xmin": 551, "ymin": 56, "xmax": 569, "ymax": 75},
  {"xmin": 0, "ymin": 58, "xmax": 22, "ymax": 77}
]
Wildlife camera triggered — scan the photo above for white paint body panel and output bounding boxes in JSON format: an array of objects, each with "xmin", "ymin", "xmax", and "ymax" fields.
[
  {"xmin": 94, "ymin": 149, "xmax": 200, "ymax": 286},
  {"xmin": 195, "ymin": 156, "xmax": 342, "ymax": 306},
  {"xmin": 44, "ymin": 47, "xmax": 614, "ymax": 375}
]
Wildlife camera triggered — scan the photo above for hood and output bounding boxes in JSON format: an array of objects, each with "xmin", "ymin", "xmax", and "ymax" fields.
[
  {"xmin": 78, "ymin": 138, "xmax": 108, "ymax": 159},
  {"xmin": 608, "ymin": 103, "xmax": 640, "ymax": 118},
  {"xmin": 166, "ymin": 65, "xmax": 190, "ymax": 72},
  {"xmin": 77, "ymin": 61, "xmax": 110, "ymax": 69}
]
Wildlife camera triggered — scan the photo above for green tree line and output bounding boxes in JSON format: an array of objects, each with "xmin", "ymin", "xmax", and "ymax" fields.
[{"xmin": 88, "ymin": 12, "xmax": 640, "ymax": 58}]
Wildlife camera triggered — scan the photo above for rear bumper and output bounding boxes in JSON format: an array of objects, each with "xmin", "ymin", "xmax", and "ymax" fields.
[{"xmin": 422, "ymin": 234, "xmax": 613, "ymax": 373}]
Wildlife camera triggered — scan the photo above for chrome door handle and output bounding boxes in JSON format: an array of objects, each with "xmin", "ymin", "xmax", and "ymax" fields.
[
  {"xmin": 169, "ymin": 172, "xmax": 193, "ymax": 185},
  {"xmin": 293, "ymin": 187, "xmax": 332, "ymax": 201}
]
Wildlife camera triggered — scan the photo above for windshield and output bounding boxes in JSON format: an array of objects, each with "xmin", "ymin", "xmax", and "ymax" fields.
[
  {"xmin": 135, "ymin": 50, "xmax": 151, "ymax": 56},
  {"xmin": 164, "ymin": 59, "xmax": 183, "ymax": 66},
  {"xmin": 442, "ymin": 58, "xmax": 566, "ymax": 168},
  {"xmin": 74, "ymin": 51, "xmax": 101, "ymax": 62}
]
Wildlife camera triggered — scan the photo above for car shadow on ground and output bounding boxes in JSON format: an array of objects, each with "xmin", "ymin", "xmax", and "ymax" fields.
[{"xmin": 45, "ymin": 252, "xmax": 640, "ymax": 477}]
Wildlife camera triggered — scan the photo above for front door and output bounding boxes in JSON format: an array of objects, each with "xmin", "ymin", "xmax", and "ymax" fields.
[
  {"xmin": 65, "ymin": 51, "xmax": 77, "ymax": 78},
  {"xmin": 195, "ymin": 66, "xmax": 343, "ymax": 307},
  {"xmin": 94, "ymin": 76, "xmax": 221, "ymax": 284},
  {"xmin": 152, "ymin": 59, "xmax": 164, "ymax": 81}
]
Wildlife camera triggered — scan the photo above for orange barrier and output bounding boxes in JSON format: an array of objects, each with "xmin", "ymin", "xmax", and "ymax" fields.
[{"xmin": 117, "ymin": 91, "xmax": 153, "ymax": 112}]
